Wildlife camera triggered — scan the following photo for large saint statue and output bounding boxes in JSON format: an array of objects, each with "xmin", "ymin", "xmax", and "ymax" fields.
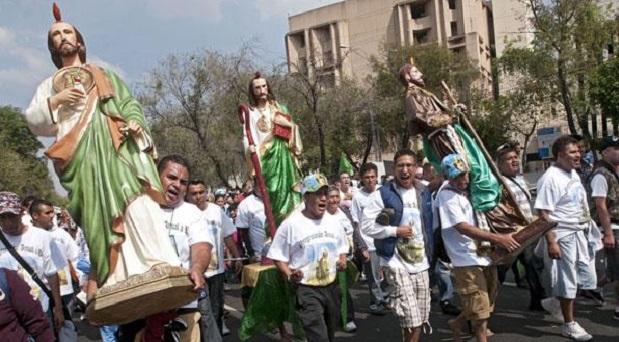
[
  {"xmin": 239, "ymin": 73, "xmax": 303, "ymax": 232},
  {"xmin": 399, "ymin": 61, "xmax": 534, "ymax": 248},
  {"xmin": 24, "ymin": 4, "xmax": 182, "ymax": 294}
]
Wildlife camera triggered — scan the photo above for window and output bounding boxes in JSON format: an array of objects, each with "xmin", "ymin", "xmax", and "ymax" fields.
[
  {"xmin": 450, "ymin": 21, "xmax": 457, "ymax": 36},
  {"xmin": 413, "ymin": 29, "xmax": 429, "ymax": 44},
  {"xmin": 449, "ymin": 0, "xmax": 456, "ymax": 10},
  {"xmin": 410, "ymin": 3, "xmax": 426, "ymax": 19}
]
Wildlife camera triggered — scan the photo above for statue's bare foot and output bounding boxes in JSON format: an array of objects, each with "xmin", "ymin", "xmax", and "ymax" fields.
[
  {"xmin": 448, "ymin": 319, "xmax": 463, "ymax": 342},
  {"xmin": 487, "ymin": 328, "xmax": 495, "ymax": 337}
]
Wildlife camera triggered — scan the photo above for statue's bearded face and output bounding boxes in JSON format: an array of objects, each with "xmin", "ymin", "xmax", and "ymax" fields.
[
  {"xmin": 252, "ymin": 78, "xmax": 269, "ymax": 102},
  {"xmin": 409, "ymin": 66, "xmax": 425, "ymax": 87},
  {"xmin": 49, "ymin": 22, "xmax": 80, "ymax": 57}
]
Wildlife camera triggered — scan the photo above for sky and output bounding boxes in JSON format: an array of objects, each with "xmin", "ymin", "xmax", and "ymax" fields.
[{"xmin": 0, "ymin": 0, "xmax": 342, "ymax": 110}]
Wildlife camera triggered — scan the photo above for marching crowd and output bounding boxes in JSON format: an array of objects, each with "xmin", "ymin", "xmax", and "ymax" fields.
[{"xmin": 2, "ymin": 133, "xmax": 619, "ymax": 342}]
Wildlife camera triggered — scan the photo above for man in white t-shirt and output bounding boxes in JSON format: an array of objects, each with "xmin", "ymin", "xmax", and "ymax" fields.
[
  {"xmin": 157, "ymin": 156, "xmax": 215, "ymax": 342},
  {"xmin": 268, "ymin": 174, "xmax": 349, "ymax": 342},
  {"xmin": 235, "ymin": 190, "xmax": 267, "ymax": 263},
  {"xmin": 588, "ymin": 135, "xmax": 619, "ymax": 321},
  {"xmin": 435, "ymin": 154, "xmax": 519, "ymax": 342},
  {"xmin": 186, "ymin": 179, "xmax": 241, "ymax": 339},
  {"xmin": 363, "ymin": 149, "xmax": 432, "ymax": 342},
  {"xmin": 351, "ymin": 162, "xmax": 387, "ymax": 315},
  {"xmin": 535, "ymin": 135, "xmax": 596, "ymax": 341},
  {"xmin": 29, "ymin": 199, "xmax": 79, "ymax": 322},
  {"xmin": 0, "ymin": 191, "xmax": 66, "ymax": 332}
]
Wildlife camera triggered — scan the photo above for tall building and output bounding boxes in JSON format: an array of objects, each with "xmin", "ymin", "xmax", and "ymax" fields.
[{"xmin": 286, "ymin": 0, "xmax": 496, "ymax": 89}]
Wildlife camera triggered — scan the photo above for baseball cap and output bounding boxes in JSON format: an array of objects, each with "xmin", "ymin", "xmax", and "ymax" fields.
[
  {"xmin": 300, "ymin": 174, "xmax": 329, "ymax": 195},
  {"xmin": 0, "ymin": 191, "xmax": 22, "ymax": 216},
  {"xmin": 441, "ymin": 154, "xmax": 470, "ymax": 180},
  {"xmin": 598, "ymin": 135, "xmax": 619, "ymax": 152}
]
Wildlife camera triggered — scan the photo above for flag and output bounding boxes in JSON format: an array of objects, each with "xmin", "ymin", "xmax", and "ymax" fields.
[{"xmin": 338, "ymin": 153, "xmax": 354, "ymax": 176}]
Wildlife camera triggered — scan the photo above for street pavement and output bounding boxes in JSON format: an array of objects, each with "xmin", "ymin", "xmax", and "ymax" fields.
[{"xmin": 77, "ymin": 274, "xmax": 618, "ymax": 342}]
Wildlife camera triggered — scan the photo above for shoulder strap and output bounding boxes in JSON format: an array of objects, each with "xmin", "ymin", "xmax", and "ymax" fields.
[
  {"xmin": 0, "ymin": 268, "xmax": 8, "ymax": 301},
  {"xmin": 0, "ymin": 231, "xmax": 54, "ymax": 303},
  {"xmin": 505, "ymin": 176, "xmax": 531, "ymax": 201}
]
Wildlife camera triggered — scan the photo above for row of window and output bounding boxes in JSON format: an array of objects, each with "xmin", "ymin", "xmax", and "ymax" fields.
[{"xmin": 411, "ymin": 0, "xmax": 457, "ymax": 19}]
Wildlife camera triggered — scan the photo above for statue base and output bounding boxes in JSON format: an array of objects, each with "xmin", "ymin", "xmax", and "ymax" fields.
[
  {"xmin": 86, "ymin": 264, "xmax": 199, "ymax": 325},
  {"xmin": 491, "ymin": 216, "xmax": 557, "ymax": 264}
]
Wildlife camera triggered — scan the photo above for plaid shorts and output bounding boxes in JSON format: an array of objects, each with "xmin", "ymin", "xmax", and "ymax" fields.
[{"xmin": 383, "ymin": 267, "xmax": 430, "ymax": 329}]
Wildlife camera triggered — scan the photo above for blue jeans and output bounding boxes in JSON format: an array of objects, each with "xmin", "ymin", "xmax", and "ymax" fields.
[
  {"xmin": 198, "ymin": 275, "xmax": 224, "ymax": 342},
  {"xmin": 434, "ymin": 259, "xmax": 455, "ymax": 302},
  {"xmin": 100, "ymin": 325, "xmax": 119, "ymax": 342}
]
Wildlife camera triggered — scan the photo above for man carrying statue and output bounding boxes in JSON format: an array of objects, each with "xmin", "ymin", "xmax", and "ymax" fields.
[
  {"xmin": 24, "ymin": 4, "xmax": 199, "ymax": 324},
  {"xmin": 398, "ymin": 59, "xmax": 554, "ymax": 263}
]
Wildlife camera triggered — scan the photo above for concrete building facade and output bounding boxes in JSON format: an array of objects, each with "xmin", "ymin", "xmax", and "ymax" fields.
[{"xmin": 286, "ymin": 0, "xmax": 497, "ymax": 89}]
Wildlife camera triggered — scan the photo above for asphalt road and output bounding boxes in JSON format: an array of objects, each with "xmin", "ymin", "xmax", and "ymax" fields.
[{"xmin": 77, "ymin": 275, "xmax": 618, "ymax": 342}]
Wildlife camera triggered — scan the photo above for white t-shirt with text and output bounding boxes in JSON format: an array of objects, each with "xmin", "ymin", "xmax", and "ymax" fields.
[
  {"xmin": 268, "ymin": 211, "xmax": 349, "ymax": 286},
  {"xmin": 0, "ymin": 226, "xmax": 66, "ymax": 310},
  {"xmin": 50, "ymin": 226, "xmax": 79, "ymax": 297}
]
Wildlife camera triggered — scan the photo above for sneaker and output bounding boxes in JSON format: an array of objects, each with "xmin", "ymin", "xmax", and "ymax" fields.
[
  {"xmin": 541, "ymin": 297, "xmax": 564, "ymax": 323},
  {"xmin": 613, "ymin": 309, "xmax": 619, "ymax": 321},
  {"xmin": 562, "ymin": 322, "xmax": 592, "ymax": 341},
  {"xmin": 344, "ymin": 321, "xmax": 357, "ymax": 333},
  {"xmin": 369, "ymin": 304, "xmax": 386, "ymax": 316},
  {"xmin": 440, "ymin": 300, "xmax": 462, "ymax": 316},
  {"xmin": 222, "ymin": 321, "xmax": 230, "ymax": 336}
]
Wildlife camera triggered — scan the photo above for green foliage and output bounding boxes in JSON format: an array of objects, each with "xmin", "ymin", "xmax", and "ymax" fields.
[
  {"xmin": 0, "ymin": 106, "xmax": 57, "ymax": 198},
  {"xmin": 590, "ymin": 57, "xmax": 619, "ymax": 125}
]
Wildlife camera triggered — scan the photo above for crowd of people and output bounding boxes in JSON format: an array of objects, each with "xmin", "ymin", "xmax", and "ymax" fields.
[{"xmin": 3, "ymin": 4, "xmax": 619, "ymax": 342}]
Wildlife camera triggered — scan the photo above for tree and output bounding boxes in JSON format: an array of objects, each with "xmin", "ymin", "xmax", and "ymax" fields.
[
  {"xmin": 0, "ymin": 106, "xmax": 57, "ymax": 198},
  {"xmin": 590, "ymin": 56, "xmax": 619, "ymax": 134},
  {"xmin": 281, "ymin": 52, "xmax": 370, "ymax": 172},
  {"xmin": 138, "ymin": 48, "xmax": 255, "ymax": 189},
  {"xmin": 526, "ymin": 0, "xmax": 616, "ymax": 137}
]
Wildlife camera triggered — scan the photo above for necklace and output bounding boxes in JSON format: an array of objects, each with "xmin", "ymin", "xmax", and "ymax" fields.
[{"xmin": 256, "ymin": 105, "xmax": 272, "ymax": 133}]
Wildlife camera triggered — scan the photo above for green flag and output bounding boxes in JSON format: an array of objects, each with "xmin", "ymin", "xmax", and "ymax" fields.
[{"xmin": 338, "ymin": 152, "xmax": 354, "ymax": 176}]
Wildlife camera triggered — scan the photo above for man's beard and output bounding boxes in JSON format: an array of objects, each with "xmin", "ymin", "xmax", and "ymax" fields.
[{"xmin": 59, "ymin": 44, "xmax": 79, "ymax": 57}]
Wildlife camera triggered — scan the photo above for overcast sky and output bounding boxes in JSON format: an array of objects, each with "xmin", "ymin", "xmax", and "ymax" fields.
[{"xmin": 0, "ymin": 0, "xmax": 341, "ymax": 109}]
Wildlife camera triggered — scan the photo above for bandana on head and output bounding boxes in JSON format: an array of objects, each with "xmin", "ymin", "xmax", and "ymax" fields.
[
  {"xmin": 441, "ymin": 154, "xmax": 470, "ymax": 180},
  {"xmin": 300, "ymin": 174, "xmax": 329, "ymax": 195},
  {"xmin": 0, "ymin": 191, "xmax": 22, "ymax": 216}
]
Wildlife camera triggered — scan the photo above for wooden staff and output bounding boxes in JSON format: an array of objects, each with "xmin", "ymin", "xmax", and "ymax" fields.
[
  {"xmin": 440, "ymin": 81, "xmax": 527, "ymax": 222},
  {"xmin": 238, "ymin": 104, "xmax": 278, "ymax": 239}
]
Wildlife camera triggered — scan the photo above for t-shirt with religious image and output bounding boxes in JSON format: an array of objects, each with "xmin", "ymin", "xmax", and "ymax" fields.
[
  {"xmin": 235, "ymin": 194, "xmax": 267, "ymax": 258},
  {"xmin": 389, "ymin": 187, "xmax": 429, "ymax": 274},
  {"xmin": 267, "ymin": 211, "xmax": 349, "ymax": 286},
  {"xmin": 350, "ymin": 189, "xmax": 376, "ymax": 251},
  {"xmin": 535, "ymin": 165, "xmax": 590, "ymax": 239},
  {"xmin": 204, "ymin": 204, "xmax": 236, "ymax": 278},
  {"xmin": 590, "ymin": 174, "xmax": 619, "ymax": 230},
  {"xmin": 0, "ymin": 226, "xmax": 66, "ymax": 310},
  {"xmin": 162, "ymin": 201, "xmax": 215, "ymax": 309},
  {"xmin": 49, "ymin": 226, "xmax": 79, "ymax": 297},
  {"xmin": 436, "ymin": 185, "xmax": 491, "ymax": 267}
]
